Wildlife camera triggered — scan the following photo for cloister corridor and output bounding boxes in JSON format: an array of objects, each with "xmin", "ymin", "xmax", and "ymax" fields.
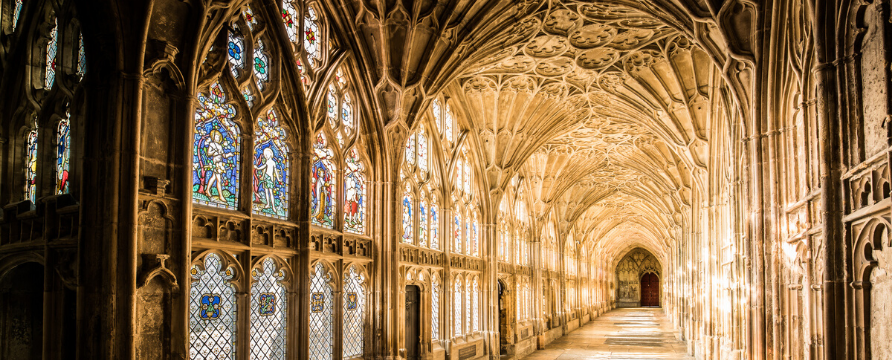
[{"xmin": 520, "ymin": 309, "xmax": 691, "ymax": 360}]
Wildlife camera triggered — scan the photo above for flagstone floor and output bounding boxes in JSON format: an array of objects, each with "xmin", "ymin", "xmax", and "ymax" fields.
[{"xmin": 521, "ymin": 308, "xmax": 693, "ymax": 360}]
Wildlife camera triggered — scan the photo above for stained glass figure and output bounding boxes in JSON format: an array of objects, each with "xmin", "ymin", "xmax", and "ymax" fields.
[
  {"xmin": 189, "ymin": 253, "xmax": 237, "ymax": 359},
  {"xmin": 309, "ymin": 263, "xmax": 333, "ymax": 360},
  {"xmin": 192, "ymin": 82, "xmax": 241, "ymax": 210},
  {"xmin": 304, "ymin": 7, "xmax": 321, "ymax": 65},
  {"xmin": 252, "ymin": 109, "xmax": 289, "ymax": 219},
  {"xmin": 228, "ymin": 29, "xmax": 245, "ymax": 78},
  {"xmin": 432, "ymin": 275, "xmax": 440, "ymax": 340},
  {"xmin": 432, "ymin": 99, "xmax": 442, "ymax": 134},
  {"xmin": 282, "ymin": 1, "xmax": 299, "ymax": 43},
  {"xmin": 406, "ymin": 134, "xmax": 416, "ymax": 167},
  {"xmin": 418, "ymin": 196, "xmax": 427, "ymax": 247},
  {"xmin": 430, "ymin": 202, "xmax": 439, "ymax": 250},
  {"xmin": 253, "ymin": 40, "xmax": 270, "ymax": 90},
  {"xmin": 56, "ymin": 111, "xmax": 70, "ymax": 194},
  {"xmin": 311, "ymin": 133, "xmax": 336, "ymax": 228},
  {"xmin": 326, "ymin": 85, "xmax": 337, "ymax": 128},
  {"xmin": 24, "ymin": 127, "xmax": 38, "ymax": 203},
  {"xmin": 454, "ymin": 277, "xmax": 462, "ymax": 336},
  {"xmin": 13, "ymin": 0, "xmax": 23, "ymax": 30},
  {"xmin": 453, "ymin": 213, "xmax": 461, "ymax": 253},
  {"xmin": 76, "ymin": 33, "xmax": 86, "ymax": 80},
  {"xmin": 343, "ymin": 266, "xmax": 365, "ymax": 358},
  {"xmin": 465, "ymin": 281, "xmax": 471, "ymax": 333},
  {"xmin": 243, "ymin": 5, "xmax": 258, "ymax": 30},
  {"xmin": 444, "ymin": 104, "xmax": 454, "ymax": 143},
  {"xmin": 341, "ymin": 94, "xmax": 353, "ymax": 134},
  {"xmin": 472, "ymin": 277, "xmax": 479, "ymax": 331},
  {"xmin": 45, "ymin": 18, "xmax": 58, "ymax": 89},
  {"xmin": 250, "ymin": 258, "xmax": 286, "ymax": 360},
  {"xmin": 401, "ymin": 190, "xmax": 412, "ymax": 243},
  {"xmin": 344, "ymin": 148, "xmax": 366, "ymax": 234},
  {"xmin": 417, "ymin": 131, "xmax": 428, "ymax": 174}
]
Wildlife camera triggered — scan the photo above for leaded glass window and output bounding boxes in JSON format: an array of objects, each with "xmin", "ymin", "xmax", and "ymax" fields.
[
  {"xmin": 402, "ymin": 189, "xmax": 413, "ymax": 243},
  {"xmin": 252, "ymin": 108, "xmax": 289, "ymax": 219},
  {"xmin": 227, "ymin": 29, "xmax": 245, "ymax": 78},
  {"xmin": 430, "ymin": 201, "xmax": 439, "ymax": 250},
  {"xmin": 45, "ymin": 18, "xmax": 58, "ymax": 89},
  {"xmin": 343, "ymin": 265, "xmax": 366, "ymax": 358},
  {"xmin": 344, "ymin": 148, "xmax": 366, "ymax": 234},
  {"xmin": 76, "ymin": 33, "xmax": 86, "ymax": 80},
  {"xmin": 253, "ymin": 39, "xmax": 270, "ymax": 90},
  {"xmin": 454, "ymin": 276, "xmax": 462, "ymax": 336},
  {"xmin": 192, "ymin": 82, "xmax": 241, "ymax": 210},
  {"xmin": 189, "ymin": 253, "xmax": 237, "ymax": 359},
  {"xmin": 12, "ymin": 0, "xmax": 23, "ymax": 30},
  {"xmin": 309, "ymin": 263, "xmax": 333, "ymax": 360},
  {"xmin": 418, "ymin": 195, "xmax": 427, "ymax": 247},
  {"xmin": 342, "ymin": 94, "xmax": 354, "ymax": 134},
  {"xmin": 243, "ymin": 5, "xmax": 258, "ymax": 30},
  {"xmin": 311, "ymin": 133, "xmax": 336, "ymax": 228},
  {"xmin": 453, "ymin": 213, "xmax": 462, "ymax": 253},
  {"xmin": 444, "ymin": 104, "xmax": 454, "ymax": 143},
  {"xmin": 432, "ymin": 99, "xmax": 442, "ymax": 134},
  {"xmin": 418, "ymin": 128, "xmax": 428, "ymax": 174},
  {"xmin": 465, "ymin": 280, "xmax": 471, "ymax": 334},
  {"xmin": 471, "ymin": 212, "xmax": 479, "ymax": 257},
  {"xmin": 405, "ymin": 133, "xmax": 415, "ymax": 166},
  {"xmin": 250, "ymin": 258, "xmax": 286, "ymax": 360},
  {"xmin": 24, "ymin": 126, "xmax": 37, "ymax": 202},
  {"xmin": 56, "ymin": 110, "xmax": 70, "ymax": 194},
  {"xmin": 432, "ymin": 275, "xmax": 440, "ymax": 340},
  {"xmin": 282, "ymin": 1, "xmax": 299, "ymax": 42},
  {"xmin": 472, "ymin": 277, "xmax": 479, "ymax": 332}
]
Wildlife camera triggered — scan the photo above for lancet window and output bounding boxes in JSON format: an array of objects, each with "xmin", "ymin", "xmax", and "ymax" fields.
[
  {"xmin": 400, "ymin": 123, "xmax": 441, "ymax": 250},
  {"xmin": 250, "ymin": 258, "xmax": 288, "ymax": 359},
  {"xmin": 451, "ymin": 145, "xmax": 478, "ymax": 257},
  {"xmin": 190, "ymin": 253, "xmax": 238, "ymax": 359},
  {"xmin": 343, "ymin": 265, "xmax": 366, "ymax": 358}
]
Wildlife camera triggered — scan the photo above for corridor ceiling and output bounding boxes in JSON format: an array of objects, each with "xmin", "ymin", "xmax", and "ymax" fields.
[{"xmin": 337, "ymin": 0, "xmax": 753, "ymax": 260}]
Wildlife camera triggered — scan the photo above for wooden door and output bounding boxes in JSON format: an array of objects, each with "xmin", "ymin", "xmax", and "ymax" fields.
[
  {"xmin": 405, "ymin": 285, "xmax": 420, "ymax": 359},
  {"xmin": 640, "ymin": 273, "xmax": 660, "ymax": 307}
]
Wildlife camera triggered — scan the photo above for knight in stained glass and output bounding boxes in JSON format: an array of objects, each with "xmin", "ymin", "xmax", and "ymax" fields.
[
  {"xmin": 192, "ymin": 82, "xmax": 240, "ymax": 209},
  {"xmin": 56, "ymin": 111, "xmax": 70, "ymax": 194},
  {"xmin": 344, "ymin": 148, "xmax": 366, "ymax": 234},
  {"xmin": 189, "ymin": 253, "xmax": 237, "ymax": 359},
  {"xmin": 311, "ymin": 134, "xmax": 336, "ymax": 228},
  {"xmin": 252, "ymin": 109, "xmax": 289, "ymax": 219}
]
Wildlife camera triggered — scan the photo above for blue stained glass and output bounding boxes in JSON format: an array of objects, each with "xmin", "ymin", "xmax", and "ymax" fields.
[
  {"xmin": 56, "ymin": 110, "xmax": 70, "ymax": 194},
  {"xmin": 189, "ymin": 253, "xmax": 237, "ymax": 359},
  {"xmin": 227, "ymin": 29, "xmax": 245, "ymax": 78},
  {"xmin": 45, "ymin": 18, "xmax": 58, "ymax": 89},
  {"xmin": 430, "ymin": 203, "xmax": 439, "ymax": 250},
  {"xmin": 464, "ymin": 214, "xmax": 470, "ymax": 255},
  {"xmin": 344, "ymin": 148, "xmax": 366, "ymax": 234},
  {"xmin": 24, "ymin": 127, "xmax": 38, "ymax": 203},
  {"xmin": 253, "ymin": 40, "xmax": 269, "ymax": 90},
  {"xmin": 309, "ymin": 263, "xmax": 333, "ymax": 360},
  {"xmin": 418, "ymin": 197, "xmax": 427, "ymax": 247},
  {"xmin": 453, "ymin": 214, "xmax": 461, "ymax": 253},
  {"xmin": 252, "ymin": 109, "xmax": 289, "ymax": 219},
  {"xmin": 402, "ymin": 191, "xmax": 413, "ymax": 243},
  {"xmin": 250, "ymin": 258, "xmax": 286, "ymax": 360},
  {"xmin": 192, "ymin": 82, "xmax": 240, "ymax": 210},
  {"xmin": 311, "ymin": 134, "xmax": 336, "ymax": 228}
]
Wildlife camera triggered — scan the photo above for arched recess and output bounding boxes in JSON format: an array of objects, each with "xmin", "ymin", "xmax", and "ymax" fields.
[
  {"xmin": 614, "ymin": 247, "xmax": 662, "ymax": 308},
  {"xmin": 0, "ymin": 260, "xmax": 44, "ymax": 360}
]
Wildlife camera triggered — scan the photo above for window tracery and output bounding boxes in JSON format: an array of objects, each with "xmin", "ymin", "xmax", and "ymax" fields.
[{"xmin": 400, "ymin": 123, "xmax": 441, "ymax": 249}]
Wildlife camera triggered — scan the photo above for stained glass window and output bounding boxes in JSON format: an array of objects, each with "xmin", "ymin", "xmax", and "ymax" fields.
[
  {"xmin": 228, "ymin": 29, "xmax": 245, "ymax": 78},
  {"xmin": 454, "ymin": 276, "xmax": 462, "ymax": 336},
  {"xmin": 453, "ymin": 161, "xmax": 461, "ymax": 192},
  {"xmin": 472, "ymin": 277, "xmax": 479, "ymax": 332},
  {"xmin": 242, "ymin": 88, "xmax": 255, "ymax": 108},
  {"xmin": 282, "ymin": 1, "xmax": 299, "ymax": 42},
  {"xmin": 304, "ymin": 7, "xmax": 321, "ymax": 65},
  {"xmin": 253, "ymin": 40, "xmax": 270, "ymax": 90},
  {"xmin": 463, "ymin": 210, "xmax": 470, "ymax": 255},
  {"xmin": 45, "ymin": 18, "xmax": 58, "ymax": 89},
  {"xmin": 401, "ymin": 190, "xmax": 413, "ymax": 243},
  {"xmin": 430, "ymin": 201, "xmax": 439, "ymax": 250},
  {"xmin": 444, "ymin": 104, "xmax": 454, "ymax": 143},
  {"xmin": 418, "ymin": 130, "xmax": 428, "ymax": 174},
  {"xmin": 418, "ymin": 195, "xmax": 427, "ymax": 247},
  {"xmin": 252, "ymin": 109, "xmax": 289, "ymax": 219},
  {"xmin": 243, "ymin": 5, "xmax": 258, "ymax": 30},
  {"xmin": 24, "ymin": 127, "xmax": 38, "ymax": 203},
  {"xmin": 326, "ymin": 85, "xmax": 337, "ymax": 127},
  {"xmin": 453, "ymin": 213, "xmax": 461, "ymax": 253},
  {"xmin": 471, "ymin": 212, "xmax": 479, "ymax": 256},
  {"xmin": 56, "ymin": 111, "xmax": 70, "ymax": 194},
  {"xmin": 432, "ymin": 275, "xmax": 440, "ymax": 340},
  {"xmin": 463, "ymin": 161, "xmax": 471, "ymax": 194},
  {"xmin": 250, "ymin": 258, "xmax": 286, "ymax": 360},
  {"xmin": 311, "ymin": 133, "xmax": 336, "ymax": 228},
  {"xmin": 342, "ymin": 94, "xmax": 353, "ymax": 134},
  {"xmin": 465, "ymin": 279, "xmax": 471, "ymax": 333},
  {"xmin": 13, "ymin": 0, "xmax": 23, "ymax": 30},
  {"xmin": 432, "ymin": 99, "xmax": 442, "ymax": 134},
  {"xmin": 344, "ymin": 148, "xmax": 366, "ymax": 234},
  {"xmin": 343, "ymin": 265, "xmax": 365, "ymax": 358},
  {"xmin": 76, "ymin": 33, "xmax": 86, "ymax": 80},
  {"xmin": 405, "ymin": 133, "xmax": 415, "ymax": 166},
  {"xmin": 189, "ymin": 253, "xmax": 237, "ymax": 359},
  {"xmin": 309, "ymin": 263, "xmax": 333, "ymax": 360},
  {"xmin": 192, "ymin": 82, "xmax": 241, "ymax": 210}
]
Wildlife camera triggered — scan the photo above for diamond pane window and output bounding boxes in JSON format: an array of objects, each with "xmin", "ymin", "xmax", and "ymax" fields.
[
  {"xmin": 252, "ymin": 109, "xmax": 289, "ymax": 219},
  {"xmin": 227, "ymin": 29, "xmax": 245, "ymax": 78},
  {"xmin": 430, "ymin": 202, "xmax": 439, "ymax": 250},
  {"xmin": 453, "ymin": 213, "xmax": 461, "ymax": 253},
  {"xmin": 189, "ymin": 253, "xmax": 237, "ymax": 359},
  {"xmin": 465, "ymin": 281, "xmax": 471, "ymax": 333},
  {"xmin": 309, "ymin": 263, "xmax": 333, "ymax": 360},
  {"xmin": 45, "ymin": 18, "xmax": 58, "ymax": 89},
  {"xmin": 24, "ymin": 127, "xmax": 38, "ymax": 202},
  {"xmin": 405, "ymin": 133, "xmax": 415, "ymax": 166},
  {"xmin": 418, "ymin": 196, "xmax": 427, "ymax": 247},
  {"xmin": 56, "ymin": 111, "xmax": 70, "ymax": 194},
  {"xmin": 311, "ymin": 133, "xmax": 336, "ymax": 228},
  {"xmin": 250, "ymin": 258, "xmax": 286, "ymax": 360},
  {"xmin": 192, "ymin": 82, "xmax": 241, "ymax": 210},
  {"xmin": 253, "ymin": 40, "xmax": 270, "ymax": 90},
  {"xmin": 13, "ymin": 0, "xmax": 23, "ymax": 30},
  {"xmin": 472, "ymin": 277, "xmax": 479, "ymax": 332},
  {"xmin": 76, "ymin": 33, "xmax": 86, "ymax": 80},
  {"xmin": 402, "ymin": 190, "xmax": 413, "ymax": 243},
  {"xmin": 304, "ymin": 7, "xmax": 321, "ymax": 65},
  {"xmin": 454, "ymin": 277, "xmax": 462, "ymax": 336},
  {"xmin": 343, "ymin": 266, "xmax": 366, "ymax": 358},
  {"xmin": 432, "ymin": 275, "xmax": 440, "ymax": 340},
  {"xmin": 344, "ymin": 148, "xmax": 366, "ymax": 234},
  {"xmin": 282, "ymin": 1, "xmax": 299, "ymax": 42}
]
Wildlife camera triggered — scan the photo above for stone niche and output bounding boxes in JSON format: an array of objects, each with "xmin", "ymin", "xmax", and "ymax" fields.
[{"xmin": 615, "ymin": 248, "xmax": 661, "ymax": 308}]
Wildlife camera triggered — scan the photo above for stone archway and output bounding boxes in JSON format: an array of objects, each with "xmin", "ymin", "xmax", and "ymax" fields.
[{"xmin": 615, "ymin": 248, "xmax": 661, "ymax": 307}]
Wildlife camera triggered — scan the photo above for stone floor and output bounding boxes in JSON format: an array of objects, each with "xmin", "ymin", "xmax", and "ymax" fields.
[{"xmin": 521, "ymin": 308, "xmax": 693, "ymax": 360}]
